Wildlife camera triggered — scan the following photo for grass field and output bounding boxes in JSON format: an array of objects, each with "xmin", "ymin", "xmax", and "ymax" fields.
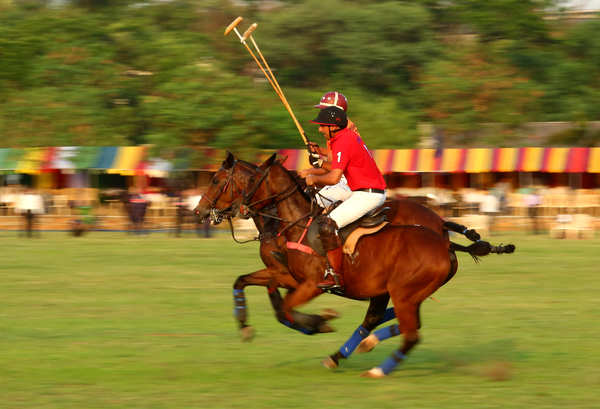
[{"xmin": 2, "ymin": 231, "xmax": 599, "ymax": 409}]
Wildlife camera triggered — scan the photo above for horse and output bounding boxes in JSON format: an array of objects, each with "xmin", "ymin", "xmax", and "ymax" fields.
[
  {"xmin": 195, "ymin": 152, "xmax": 515, "ymax": 378},
  {"xmin": 199, "ymin": 153, "xmax": 513, "ymax": 343}
]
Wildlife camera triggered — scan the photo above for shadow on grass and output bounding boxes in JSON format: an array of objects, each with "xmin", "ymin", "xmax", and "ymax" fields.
[{"xmin": 273, "ymin": 338, "xmax": 522, "ymax": 381}]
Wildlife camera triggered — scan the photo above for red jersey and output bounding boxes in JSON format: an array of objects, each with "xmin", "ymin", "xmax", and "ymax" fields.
[{"xmin": 328, "ymin": 128, "xmax": 386, "ymax": 191}]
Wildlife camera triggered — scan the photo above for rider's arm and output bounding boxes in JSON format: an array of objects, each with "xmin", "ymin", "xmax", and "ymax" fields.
[
  {"xmin": 298, "ymin": 167, "xmax": 328, "ymax": 178},
  {"xmin": 307, "ymin": 168, "xmax": 343, "ymax": 186},
  {"xmin": 320, "ymin": 160, "xmax": 332, "ymax": 171}
]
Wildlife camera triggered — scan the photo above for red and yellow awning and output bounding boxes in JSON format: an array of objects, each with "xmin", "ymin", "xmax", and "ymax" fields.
[
  {"xmin": 1, "ymin": 146, "xmax": 599, "ymax": 174},
  {"xmin": 278, "ymin": 147, "xmax": 600, "ymax": 174}
]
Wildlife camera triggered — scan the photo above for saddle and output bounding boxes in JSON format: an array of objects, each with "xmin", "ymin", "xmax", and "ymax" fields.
[{"xmin": 292, "ymin": 205, "xmax": 390, "ymax": 257}]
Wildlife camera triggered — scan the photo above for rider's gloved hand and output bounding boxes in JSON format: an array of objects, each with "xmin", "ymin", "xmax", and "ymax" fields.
[
  {"xmin": 307, "ymin": 141, "xmax": 320, "ymax": 154},
  {"xmin": 307, "ymin": 142, "xmax": 323, "ymax": 168},
  {"xmin": 308, "ymin": 152, "xmax": 323, "ymax": 168}
]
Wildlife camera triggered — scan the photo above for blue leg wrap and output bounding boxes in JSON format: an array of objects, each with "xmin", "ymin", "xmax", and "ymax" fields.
[
  {"xmin": 233, "ymin": 289, "xmax": 246, "ymax": 318},
  {"xmin": 379, "ymin": 307, "xmax": 396, "ymax": 324},
  {"xmin": 281, "ymin": 319, "xmax": 314, "ymax": 335},
  {"xmin": 379, "ymin": 351, "xmax": 406, "ymax": 375},
  {"xmin": 373, "ymin": 324, "xmax": 401, "ymax": 342},
  {"xmin": 339, "ymin": 326, "xmax": 370, "ymax": 358}
]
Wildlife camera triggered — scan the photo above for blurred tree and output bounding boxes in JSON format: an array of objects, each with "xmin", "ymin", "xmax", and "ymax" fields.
[
  {"xmin": 257, "ymin": 0, "xmax": 439, "ymax": 93},
  {"xmin": 455, "ymin": 0, "xmax": 555, "ymax": 44},
  {"xmin": 421, "ymin": 45, "xmax": 543, "ymax": 146},
  {"xmin": 0, "ymin": 0, "xmax": 598, "ymax": 153}
]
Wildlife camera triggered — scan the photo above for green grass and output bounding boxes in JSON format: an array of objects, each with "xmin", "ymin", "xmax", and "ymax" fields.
[{"xmin": 1, "ymin": 231, "xmax": 599, "ymax": 409}]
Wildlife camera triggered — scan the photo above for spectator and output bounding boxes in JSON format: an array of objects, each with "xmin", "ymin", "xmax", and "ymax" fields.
[
  {"xmin": 127, "ymin": 189, "xmax": 149, "ymax": 235},
  {"xmin": 480, "ymin": 190, "xmax": 500, "ymax": 235},
  {"xmin": 15, "ymin": 189, "xmax": 45, "ymax": 237},
  {"xmin": 523, "ymin": 187, "xmax": 542, "ymax": 234}
]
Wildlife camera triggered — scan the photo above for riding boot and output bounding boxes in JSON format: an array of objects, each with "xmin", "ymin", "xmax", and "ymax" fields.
[
  {"xmin": 317, "ymin": 216, "xmax": 343, "ymax": 290},
  {"xmin": 318, "ymin": 246, "xmax": 344, "ymax": 289}
]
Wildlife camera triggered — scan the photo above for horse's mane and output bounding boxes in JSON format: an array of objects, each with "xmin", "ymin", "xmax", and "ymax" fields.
[
  {"xmin": 273, "ymin": 160, "xmax": 311, "ymax": 203},
  {"xmin": 230, "ymin": 153, "xmax": 312, "ymax": 204}
]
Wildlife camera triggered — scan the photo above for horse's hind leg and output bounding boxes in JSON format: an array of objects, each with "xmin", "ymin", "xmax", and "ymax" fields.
[
  {"xmin": 357, "ymin": 300, "xmax": 426, "ymax": 354},
  {"xmin": 362, "ymin": 301, "xmax": 421, "ymax": 378},
  {"xmin": 357, "ymin": 324, "xmax": 402, "ymax": 353},
  {"xmin": 323, "ymin": 294, "xmax": 390, "ymax": 369}
]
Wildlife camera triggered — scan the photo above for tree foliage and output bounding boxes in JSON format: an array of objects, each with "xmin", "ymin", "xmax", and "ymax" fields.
[{"xmin": 0, "ymin": 0, "xmax": 599, "ymax": 152}]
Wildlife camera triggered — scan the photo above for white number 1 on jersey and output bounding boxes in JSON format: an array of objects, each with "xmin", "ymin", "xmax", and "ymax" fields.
[{"xmin": 337, "ymin": 151, "xmax": 341, "ymax": 162}]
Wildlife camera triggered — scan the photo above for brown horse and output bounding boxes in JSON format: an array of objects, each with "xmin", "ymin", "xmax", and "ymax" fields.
[
  {"xmin": 195, "ymin": 152, "xmax": 514, "ymax": 377},
  {"xmin": 200, "ymin": 154, "xmax": 511, "ymax": 342}
]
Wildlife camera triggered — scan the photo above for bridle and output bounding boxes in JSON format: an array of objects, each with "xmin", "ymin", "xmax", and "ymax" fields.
[
  {"xmin": 203, "ymin": 157, "xmax": 316, "ymax": 243},
  {"xmin": 198, "ymin": 160, "xmax": 245, "ymax": 224},
  {"xmin": 235, "ymin": 161, "xmax": 320, "ymax": 241}
]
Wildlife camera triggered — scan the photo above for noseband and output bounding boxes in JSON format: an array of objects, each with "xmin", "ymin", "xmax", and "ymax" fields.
[
  {"xmin": 199, "ymin": 161, "xmax": 241, "ymax": 222},
  {"xmin": 201, "ymin": 159, "xmax": 279, "ymax": 222},
  {"xmin": 203, "ymin": 158, "xmax": 311, "ymax": 242}
]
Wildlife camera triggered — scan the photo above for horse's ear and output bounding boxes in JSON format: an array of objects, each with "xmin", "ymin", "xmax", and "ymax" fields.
[
  {"xmin": 223, "ymin": 151, "xmax": 235, "ymax": 169},
  {"xmin": 277, "ymin": 155, "xmax": 288, "ymax": 165},
  {"xmin": 259, "ymin": 153, "xmax": 277, "ymax": 170}
]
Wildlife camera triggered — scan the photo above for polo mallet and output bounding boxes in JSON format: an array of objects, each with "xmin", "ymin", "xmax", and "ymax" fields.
[{"xmin": 225, "ymin": 17, "xmax": 311, "ymax": 148}]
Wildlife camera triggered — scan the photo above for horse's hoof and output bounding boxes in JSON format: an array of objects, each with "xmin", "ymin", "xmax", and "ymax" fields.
[
  {"xmin": 318, "ymin": 322, "xmax": 335, "ymax": 333},
  {"xmin": 356, "ymin": 334, "xmax": 379, "ymax": 353},
  {"xmin": 360, "ymin": 367, "xmax": 386, "ymax": 378},
  {"xmin": 320, "ymin": 308, "xmax": 340, "ymax": 321},
  {"xmin": 240, "ymin": 326, "xmax": 255, "ymax": 342},
  {"xmin": 322, "ymin": 356, "xmax": 338, "ymax": 369}
]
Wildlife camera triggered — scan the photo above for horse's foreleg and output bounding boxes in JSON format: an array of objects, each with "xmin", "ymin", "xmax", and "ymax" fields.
[
  {"xmin": 233, "ymin": 269, "xmax": 277, "ymax": 341},
  {"xmin": 323, "ymin": 294, "xmax": 390, "ymax": 369},
  {"xmin": 279, "ymin": 282, "xmax": 331, "ymax": 335},
  {"xmin": 266, "ymin": 286, "xmax": 315, "ymax": 335}
]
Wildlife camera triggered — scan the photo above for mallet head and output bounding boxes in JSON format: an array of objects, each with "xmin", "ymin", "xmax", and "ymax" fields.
[
  {"xmin": 242, "ymin": 23, "xmax": 258, "ymax": 42},
  {"xmin": 224, "ymin": 16, "xmax": 243, "ymax": 36}
]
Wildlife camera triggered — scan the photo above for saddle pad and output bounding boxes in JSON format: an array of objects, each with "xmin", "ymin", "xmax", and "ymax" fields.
[{"xmin": 343, "ymin": 222, "xmax": 389, "ymax": 255}]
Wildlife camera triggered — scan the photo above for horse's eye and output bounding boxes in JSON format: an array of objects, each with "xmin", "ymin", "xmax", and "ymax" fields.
[{"xmin": 212, "ymin": 178, "xmax": 219, "ymax": 185}]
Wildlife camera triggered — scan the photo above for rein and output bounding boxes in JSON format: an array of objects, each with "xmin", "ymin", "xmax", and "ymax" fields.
[
  {"xmin": 226, "ymin": 217, "xmax": 263, "ymax": 244},
  {"xmin": 207, "ymin": 157, "xmax": 318, "ymax": 245},
  {"xmin": 239, "ymin": 164, "xmax": 318, "ymax": 240}
]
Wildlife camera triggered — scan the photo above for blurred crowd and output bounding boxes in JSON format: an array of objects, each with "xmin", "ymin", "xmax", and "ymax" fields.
[
  {"xmin": 1, "ymin": 184, "xmax": 598, "ymax": 239},
  {"xmin": 0, "ymin": 186, "xmax": 212, "ymax": 238},
  {"xmin": 390, "ymin": 184, "xmax": 599, "ymax": 239}
]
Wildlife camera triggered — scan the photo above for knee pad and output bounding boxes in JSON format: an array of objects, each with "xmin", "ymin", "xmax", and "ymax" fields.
[{"xmin": 317, "ymin": 216, "xmax": 340, "ymax": 250}]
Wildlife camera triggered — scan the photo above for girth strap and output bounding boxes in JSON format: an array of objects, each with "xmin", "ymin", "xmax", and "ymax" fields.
[{"xmin": 286, "ymin": 217, "xmax": 316, "ymax": 255}]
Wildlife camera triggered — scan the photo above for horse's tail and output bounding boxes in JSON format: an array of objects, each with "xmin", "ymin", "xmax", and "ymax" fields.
[
  {"xmin": 443, "ymin": 220, "xmax": 481, "ymax": 242},
  {"xmin": 449, "ymin": 240, "xmax": 515, "ymax": 263}
]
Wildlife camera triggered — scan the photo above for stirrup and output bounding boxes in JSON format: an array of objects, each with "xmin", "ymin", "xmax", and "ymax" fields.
[{"xmin": 317, "ymin": 269, "xmax": 343, "ymax": 290}]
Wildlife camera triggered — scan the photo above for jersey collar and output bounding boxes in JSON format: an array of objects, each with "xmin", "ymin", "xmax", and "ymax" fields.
[{"xmin": 328, "ymin": 127, "xmax": 348, "ymax": 143}]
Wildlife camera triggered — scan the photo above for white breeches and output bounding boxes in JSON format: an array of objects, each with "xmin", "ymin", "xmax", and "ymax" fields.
[
  {"xmin": 316, "ymin": 175, "xmax": 352, "ymax": 208},
  {"xmin": 329, "ymin": 190, "xmax": 386, "ymax": 229}
]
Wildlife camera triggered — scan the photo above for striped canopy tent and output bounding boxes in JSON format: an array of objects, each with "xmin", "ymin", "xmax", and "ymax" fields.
[
  {"xmin": 11, "ymin": 148, "xmax": 52, "ymax": 174},
  {"xmin": 42, "ymin": 146, "xmax": 101, "ymax": 171},
  {"xmin": 278, "ymin": 147, "xmax": 600, "ymax": 174},
  {"xmin": 105, "ymin": 146, "xmax": 146, "ymax": 175},
  {"xmin": 0, "ymin": 148, "xmax": 25, "ymax": 173},
  {"xmin": 0, "ymin": 146, "xmax": 150, "ymax": 175},
  {"xmin": 134, "ymin": 158, "xmax": 173, "ymax": 178}
]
